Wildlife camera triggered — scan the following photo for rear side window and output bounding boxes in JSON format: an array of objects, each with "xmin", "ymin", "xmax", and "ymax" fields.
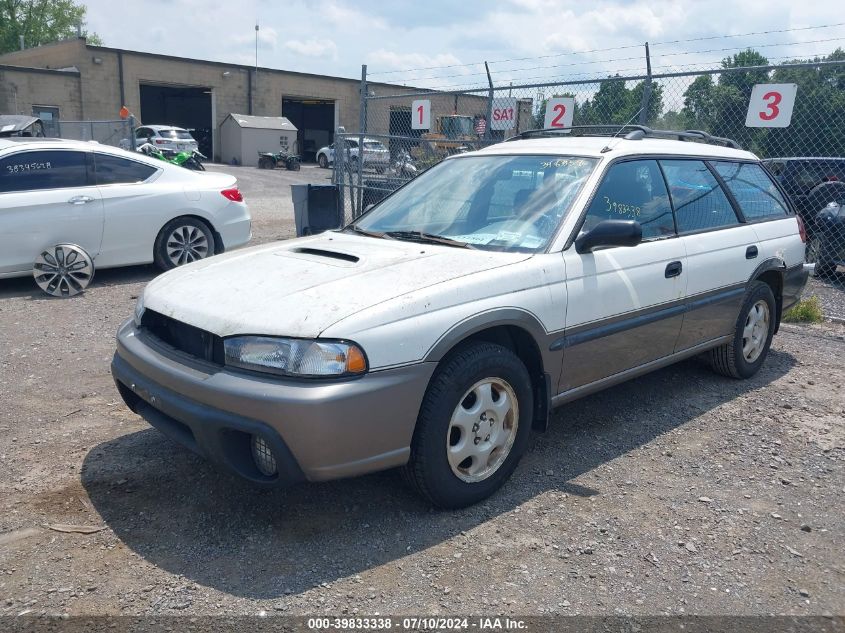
[
  {"xmin": 660, "ymin": 160, "xmax": 738, "ymax": 233},
  {"xmin": 0, "ymin": 150, "xmax": 88, "ymax": 193},
  {"xmin": 712, "ymin": 162, "xmax": 789, "ymax": 220},
  {"xmin": 583, "ymin": 159, "xmax": 675, "ymax": 239},
  {"xmin": 94, "ymin": 153, "xmax": 157, "ymax": 185}
]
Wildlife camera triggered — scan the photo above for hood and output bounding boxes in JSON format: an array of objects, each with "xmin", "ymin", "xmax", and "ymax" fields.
[{"xmin": 142, "ymin": 233, "xmax": 531, "ymax": 338}]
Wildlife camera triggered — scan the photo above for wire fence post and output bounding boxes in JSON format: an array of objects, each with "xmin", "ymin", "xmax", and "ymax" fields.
[
  {"xmin": 484, "ymin": 62, "xmax": 494, "ymax": 140},
  {"xmin": 639, "ymin": 42, "xmax": 653, "ymax": 126},
  {"xmin": 128, "ymin": 115, "xmax": 137, "ymax": 151},
  {"xmin": 356, "ymin": 64, "xmax": 368, "ymax": 218}
]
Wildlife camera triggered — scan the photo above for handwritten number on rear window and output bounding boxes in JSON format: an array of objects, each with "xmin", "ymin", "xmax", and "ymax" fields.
[{"xmin": 5, "ymin": 162, "xmax": 52, "ymax": 173}]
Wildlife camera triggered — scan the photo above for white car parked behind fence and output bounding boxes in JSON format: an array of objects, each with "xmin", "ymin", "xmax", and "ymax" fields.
[{"xmin": 0, "ymin": 138, "xmax": 250, "ymax": 296}]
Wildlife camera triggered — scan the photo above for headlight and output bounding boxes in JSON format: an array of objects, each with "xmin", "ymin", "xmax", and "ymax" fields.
[
  {"xmin": 223, "ymin": 336, "xmax": 367, "ymax": 377},
  {"xmin": 133, "ymin": 293, "xmax": 145, "ymax": 326}
]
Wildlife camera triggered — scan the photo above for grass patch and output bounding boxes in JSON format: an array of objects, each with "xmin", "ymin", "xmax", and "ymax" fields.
[{"xmin": 782, "ymin": 296, "xmax": 824, "ymax": 323}]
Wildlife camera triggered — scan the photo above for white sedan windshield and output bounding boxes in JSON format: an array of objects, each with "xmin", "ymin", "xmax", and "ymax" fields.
[{"xmin": 354, "ymin": 154, "xmax": 598, "ymax": 252}]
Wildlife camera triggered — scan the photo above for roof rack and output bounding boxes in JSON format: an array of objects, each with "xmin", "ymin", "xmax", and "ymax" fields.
[{"xmin": 505, "ymin": 125, "xmax": 741, "ymax": 150}]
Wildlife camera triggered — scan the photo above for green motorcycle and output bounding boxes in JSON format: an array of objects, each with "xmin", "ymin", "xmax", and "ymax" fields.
[{"xmin": 138, "ymin": 143, "xmax": 206, "ymax": 170}]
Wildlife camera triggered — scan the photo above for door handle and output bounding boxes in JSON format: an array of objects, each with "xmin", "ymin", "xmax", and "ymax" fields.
[
  {"xmin": 665, "ymin": 261, "xmax": 683, "ymax": 278},
  {"xmin": 68, "ymin": 195, "xmax": 94, "ymax": 205},
  {"xmin": 746, "ymin": 245, "xmax": 759, "ymax": 259}
]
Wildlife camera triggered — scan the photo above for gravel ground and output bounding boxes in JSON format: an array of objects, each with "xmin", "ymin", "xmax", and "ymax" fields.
[
  {"xmin": 0, "ymin": 165, "xmax": 843, "ymax": 620},
  {"xmin": 806, "ymin": 274, "xmax": 845, "ymax": 321}
]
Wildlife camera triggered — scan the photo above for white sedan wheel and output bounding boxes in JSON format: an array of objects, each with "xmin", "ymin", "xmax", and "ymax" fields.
[{"xmin": 33, "ymin": 244, "xmax": 94, "ymax": 297}]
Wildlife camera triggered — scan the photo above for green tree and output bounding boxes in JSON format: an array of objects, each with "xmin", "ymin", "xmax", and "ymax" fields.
[{"xmin": 1, "ymin": 0, "xmax": 102, "ymax": 54}]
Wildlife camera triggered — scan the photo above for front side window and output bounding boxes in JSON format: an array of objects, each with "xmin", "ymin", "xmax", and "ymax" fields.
[
  {"xmin": 0, "ymin": 150, "xmax": 88, "ymax": 193},
  {"xmin": 661, "ymin": 160, "xmax": 738, "ymax": 233},
  {"xmin": 94, "ymin": 153, "xmax": 157, "ymax": 185},
  {"xmin": 582, "ymin": 160, "xmax": 675, "ymax": 240},
  {"xmin": 713, "ymin": 161, "xmax": 789, "ymax": 220},
  {"xmin": 354, "ymin": 154, "xmax": 598, "ymax": 252}
]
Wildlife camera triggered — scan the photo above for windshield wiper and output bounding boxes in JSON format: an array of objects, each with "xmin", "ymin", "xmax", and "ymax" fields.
[
  {"xmin": 344, "ymin": 225, "xmax": 386, "ymax": 239},
  {"xmin": 384, "ymin": 231, "xmax": 475, "ymax": 249}
]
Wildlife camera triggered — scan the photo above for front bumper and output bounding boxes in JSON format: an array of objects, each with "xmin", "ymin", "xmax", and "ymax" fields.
[{"xmin": 111, "ymin": 319, "xmax": 435, "ymax": 485}]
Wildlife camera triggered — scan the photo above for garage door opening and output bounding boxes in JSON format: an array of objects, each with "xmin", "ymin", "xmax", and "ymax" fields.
[
  {"xmin": 281, "ymin": 98, "xmax": 335, "ymax": 163},
  {"xmin": 140, "ymin": 84, "xmax": 213, "ymax": 158}
]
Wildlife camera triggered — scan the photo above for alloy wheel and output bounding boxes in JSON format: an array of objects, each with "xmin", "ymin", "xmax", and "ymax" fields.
[
  {"xmin": 166, "ymin": 225, "xmax": 209, "ymax": 267},
  {"xmin": 742, "ymin": 299, "xmax": 770, "ymax": 363},
  {"xmin": 446, "ymin": 378, "xmax": 519, "ymax": 483},
  {"xmin": 33, "ymin": 244, "xmax": 94, "ymax": 297}
]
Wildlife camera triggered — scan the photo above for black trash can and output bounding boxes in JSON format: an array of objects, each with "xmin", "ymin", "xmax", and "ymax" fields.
[{"xmin": 290, "ymin": 184, "xmax": 341, "ymax": 236}]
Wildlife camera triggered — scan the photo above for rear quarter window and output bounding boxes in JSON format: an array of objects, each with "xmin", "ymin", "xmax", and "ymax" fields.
[
  {"xmin": 94, "ymin": 153, "xmax": 157, "ymax": 185},
  {"xmin": 712, "ymin": 162, "xmax": 790, "ymax": 220}
]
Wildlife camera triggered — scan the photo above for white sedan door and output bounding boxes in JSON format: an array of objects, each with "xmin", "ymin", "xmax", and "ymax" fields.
[
  {"xmin": 91, "ymin": 152, "xmax": 164, "ymax": 268},
  {"xmin": 0, "ymin": 149, "xmax": 103, "ymax": 275}
]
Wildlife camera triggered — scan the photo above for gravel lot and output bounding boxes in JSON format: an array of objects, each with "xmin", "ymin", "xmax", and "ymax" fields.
[{"xmin": 0, "ymin": 164, "xmax": 843, "ymax": 620}]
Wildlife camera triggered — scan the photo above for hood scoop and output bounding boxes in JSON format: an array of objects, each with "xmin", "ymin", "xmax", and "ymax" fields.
[{"xmin": 289, "ymin": 247, "xmax": 360, "ymax": 263}]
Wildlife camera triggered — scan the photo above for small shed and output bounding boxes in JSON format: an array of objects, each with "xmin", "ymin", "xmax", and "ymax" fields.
[{"xmin": 220, "ymin": 114, "xmax": 298, "ymax": 167}]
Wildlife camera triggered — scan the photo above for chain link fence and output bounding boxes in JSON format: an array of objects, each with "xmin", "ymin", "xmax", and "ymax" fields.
[
  {"xmin": 54, "ymin": 119, "xmax": 133, "ymax": 148},
  {"xmin": 333, "ymin": 57, "xmax": 845, "ymax": 281}
]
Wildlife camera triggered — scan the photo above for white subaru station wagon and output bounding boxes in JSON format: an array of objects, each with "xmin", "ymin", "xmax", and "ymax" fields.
[{"xmin": 112, "ymin": 127, "xmax": 809, "ymax": 508}]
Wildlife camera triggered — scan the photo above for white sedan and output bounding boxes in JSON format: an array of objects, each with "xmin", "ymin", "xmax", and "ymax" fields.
[{"xmin": 0, "ymin": 138, "xmax": 251, "ymax": 296}]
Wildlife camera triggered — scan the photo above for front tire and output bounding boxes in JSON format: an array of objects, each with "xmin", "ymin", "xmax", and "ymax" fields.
[
  {"xmin": 318, "ymin": 154, "xmax": 328, "ymax": 169},
  {"xmin": 403, "ymin": 342, "xmax": 533, "ymax": 508},
  {"xmin": 708, "ymin": 281, "xmax": 777, "ymax": 379},
  {"xmin": 154, "ymin": 217, "xmax": 215, "ymax": 271}
]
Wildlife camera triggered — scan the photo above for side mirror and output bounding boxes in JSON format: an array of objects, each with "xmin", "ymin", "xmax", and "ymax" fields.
[{"xmin": 575, "ymin": 220, "xmax": 642, "ymax": 254}]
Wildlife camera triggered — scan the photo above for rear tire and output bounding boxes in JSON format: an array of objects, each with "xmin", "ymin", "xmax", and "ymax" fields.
[
  {"xmin": 403, "ymin": 342, "xmax": 533, "ymax": 509},
  {"xmin": 258, "ymin": 157, "xmax": 274, "ymax": 170},
  {"xmin": 708, "ymin": 281, "xmax": 777, "ymax": 379},
  {"xmin": 154, "ymin": 217, "xmax": 215, "ymax": 271}
]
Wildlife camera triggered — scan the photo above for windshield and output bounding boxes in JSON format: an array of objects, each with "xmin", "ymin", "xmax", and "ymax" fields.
[
  {"xmin": 158, "ymin": 129, "xmax": 194, "ymax": 140},
  {"xmin": 353, "ymin": 154, "xmax": 598, "ymax": 252}
]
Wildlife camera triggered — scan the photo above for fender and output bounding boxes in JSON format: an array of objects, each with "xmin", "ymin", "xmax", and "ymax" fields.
[
  {"xmin": 424, "ymin": 308, "xmax": 559, "ymax": 432},
  {"xmin": 748, "ymin": 256, "xmax": 787, "ymax": 281},
  {"xmin": 748, "ymin": 256, "xmax": 786, "ymax": 333}
]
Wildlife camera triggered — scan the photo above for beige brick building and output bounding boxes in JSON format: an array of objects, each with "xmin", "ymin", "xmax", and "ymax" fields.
[
  {"xmin": 0, "ymin": 38, "xmax": 417, "ymax": 160},
  {"xmin": 0, "ymin": 38, "xmax": 527, "ymax": 161}
]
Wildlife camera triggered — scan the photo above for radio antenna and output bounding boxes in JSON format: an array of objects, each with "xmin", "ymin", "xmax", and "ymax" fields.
[{"xmin": 601, "ymin": 107, "xmax": 644, "ymax": 153}]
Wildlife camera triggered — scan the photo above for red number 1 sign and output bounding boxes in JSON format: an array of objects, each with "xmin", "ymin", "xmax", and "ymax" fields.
[
  {"xmin": 411, "ymin": 99, "xmax": 430, "ymax": 130},
  {"xmin": 745, "ymin": 84, "xmax": 797, "ymax": 128}
]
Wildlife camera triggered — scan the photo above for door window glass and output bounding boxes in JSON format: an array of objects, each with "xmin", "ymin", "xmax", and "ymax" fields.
[
  {"xmin": 661, "ymin": 160, "xmax": 738, "ymax": 233},
  {"xmin": 0, "ymin": 151, "xmax": 88, "ymax": 193},
  {"xmin": 712, "ymin": 161, "xmax": 789, "ymax": 220},
  {"xmin": 582, "ymin": 160, "xmax": 675, "ymax": 239},
  {"xmin": 94, "ymin": 153, "xmax": 157, "ymax": 185}
]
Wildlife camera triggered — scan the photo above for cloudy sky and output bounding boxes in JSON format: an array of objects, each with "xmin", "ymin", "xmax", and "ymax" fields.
[{"xmin": 81, "ymin": 0, "xmax": 845, "ymax": 88}]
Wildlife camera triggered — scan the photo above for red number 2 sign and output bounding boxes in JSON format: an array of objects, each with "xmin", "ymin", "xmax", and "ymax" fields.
[
  {"xmin": 746, "ymin": 84, "xmax": 797, "ymax": 128},
  {"xmin": 544, "ymin": 97, "xmax": 575, "ymax": 129}
]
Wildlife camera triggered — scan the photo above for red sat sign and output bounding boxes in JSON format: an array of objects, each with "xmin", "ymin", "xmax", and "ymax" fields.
[
  {"xmin": 745, "ymin": 84, "xmax": 798, "ymax": 128},
  {"xmin": 491, "ymin": 98, "xmax": 517, "ymax": 131}
]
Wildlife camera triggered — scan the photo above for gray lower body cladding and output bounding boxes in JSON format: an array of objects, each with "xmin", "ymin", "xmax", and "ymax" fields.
[{"xmin": 111, "ymin": 319, "xmax": 436, "ymax": 484}]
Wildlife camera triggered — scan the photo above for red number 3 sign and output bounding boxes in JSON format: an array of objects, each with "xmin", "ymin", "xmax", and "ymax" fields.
[{"xmin": 745, "ymin": 84, "xmax": 797, "ymax": 128}]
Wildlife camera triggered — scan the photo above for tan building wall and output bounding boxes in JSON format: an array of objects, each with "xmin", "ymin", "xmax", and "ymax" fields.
[{"xmin": 0, "ymin": 64, "xmax": 82, "ymax": 119}]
